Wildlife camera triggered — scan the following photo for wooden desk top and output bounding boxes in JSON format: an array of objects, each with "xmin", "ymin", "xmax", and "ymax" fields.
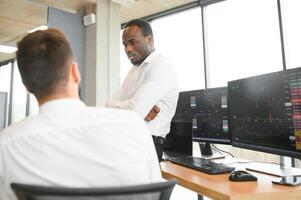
[{"xmin": 160, "ymin": 161, "xmax": 301, "ymax": 200}]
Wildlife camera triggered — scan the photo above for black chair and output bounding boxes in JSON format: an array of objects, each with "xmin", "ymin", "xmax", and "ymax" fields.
[{"xmin": 11, "ymin": 179, "xmax": 177, "ymax": 200}]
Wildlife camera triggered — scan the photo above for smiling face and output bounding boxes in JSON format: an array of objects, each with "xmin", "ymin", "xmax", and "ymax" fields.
[{"xmin": 122, "ymin": 25, "xmax": 154, "ymax": 65}]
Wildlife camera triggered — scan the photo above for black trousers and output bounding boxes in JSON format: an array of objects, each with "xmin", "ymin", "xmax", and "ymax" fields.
[{"xmin": 152, "ymin": 136, "xmax": 165, "ymax": 162}]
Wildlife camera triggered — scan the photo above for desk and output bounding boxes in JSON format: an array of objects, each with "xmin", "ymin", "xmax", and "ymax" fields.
[{"xmin": 160, "ymin": 161, "xmax": 301, "ymax": 200}]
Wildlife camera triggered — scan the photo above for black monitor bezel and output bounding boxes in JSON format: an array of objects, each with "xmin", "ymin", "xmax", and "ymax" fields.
[
  {"xmin": 192, "ymin": 136, "xmax": 231, "ymax": 144},
  {"xmin": 231, "ymin": 140, "xmax": 301, "ymax": 158}
]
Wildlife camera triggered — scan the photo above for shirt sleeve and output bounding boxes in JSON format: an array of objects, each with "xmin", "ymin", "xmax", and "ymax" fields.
[{"xmin": 106, "ymin": 58, "xmax": 178, "ymax": 119}]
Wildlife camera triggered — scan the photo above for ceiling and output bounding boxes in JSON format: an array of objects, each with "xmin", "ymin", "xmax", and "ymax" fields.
[{"xmin": 0, "ymin": 0, "xmax": 195, "ymax": 63}]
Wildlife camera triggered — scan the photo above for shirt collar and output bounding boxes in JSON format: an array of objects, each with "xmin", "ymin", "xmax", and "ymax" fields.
[
  {"xmin": 39, "ymin": 98, "xmax": 86, "ymax": 116},
  {"xmin": 137, "ymin": 50, "xmax": 159, "ymax": 67}
]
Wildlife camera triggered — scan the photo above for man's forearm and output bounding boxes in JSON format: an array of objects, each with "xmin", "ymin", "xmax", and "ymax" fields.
[
  {"xmin": 105, "ymin": 99, "xmax": 132, "ymax": 109},
  {"xmin": 106, "ymin": 98, "xmax": 156, "ymax": 120}
]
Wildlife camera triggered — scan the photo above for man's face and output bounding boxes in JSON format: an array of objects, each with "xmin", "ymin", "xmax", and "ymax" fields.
[{"xmin": 122, "ymin": 25, "xmax": 153, "ymax": 65}]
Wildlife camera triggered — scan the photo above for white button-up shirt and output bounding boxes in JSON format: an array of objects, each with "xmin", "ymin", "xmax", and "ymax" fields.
[
  {"xmin": 106, "ymin": 51, "xmax": 179, "ymax": 137},
  {"xmin": 0, "ymin": 99, "xmax": 161, "ymax": 200}
]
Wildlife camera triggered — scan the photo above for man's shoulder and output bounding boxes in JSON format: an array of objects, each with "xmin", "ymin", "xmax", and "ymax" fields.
[
  {"xmin": 147, "ymin": 53, "xmax": 178, "ymax": 81},
  {"xmin": 0, "ymin": 115, "xmax": 39, "ymax": 142},
  {"xmin": 153, "ymin": 53, "xmax": 170, "ymax": 63},
  {"xmin": 151, "ymin": 53, "xmax": 175, "ymax": 70}
]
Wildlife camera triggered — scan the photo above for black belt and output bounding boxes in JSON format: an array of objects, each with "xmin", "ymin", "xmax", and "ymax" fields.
[{"xmin": 152, "ymin": 136, "xmax": 165, "ymax": 145}]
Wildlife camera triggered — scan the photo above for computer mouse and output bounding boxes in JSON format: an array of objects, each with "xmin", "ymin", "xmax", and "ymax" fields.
[{"xmin": 229, "ymin": 170, "xmax": 257, "ymax": 182}]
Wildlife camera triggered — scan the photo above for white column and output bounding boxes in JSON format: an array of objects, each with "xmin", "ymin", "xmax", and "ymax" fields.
[{"xmin": 84, "ymin": 0, "xmax": 121, "ymax": 106}]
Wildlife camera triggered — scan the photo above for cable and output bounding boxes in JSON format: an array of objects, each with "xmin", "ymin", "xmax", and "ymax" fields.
[
  {"xmin": 210, "ymin": 145, "xmax": 223, "ymax": 155},
  {"xmin": 211, "ymin": 144, "xmax": 235, "ymax": 158}
]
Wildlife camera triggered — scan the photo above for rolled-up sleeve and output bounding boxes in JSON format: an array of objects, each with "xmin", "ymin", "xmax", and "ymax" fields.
[{"xmin": 106, "ymin": 58, "xmax": 177, "ymax": 119}]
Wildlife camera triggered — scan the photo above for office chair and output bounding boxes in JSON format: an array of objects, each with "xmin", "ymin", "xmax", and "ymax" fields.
[{"xmin": 11, "ymin": 179, "xmax": 177, "ymax": 200}]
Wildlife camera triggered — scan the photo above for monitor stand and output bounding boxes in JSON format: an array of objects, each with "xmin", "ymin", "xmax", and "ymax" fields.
[
  {"xmin": 198, "ymin": 142, "xmax": 225, "ymax": 160},
  {"xmin": 246, "ymin": 156, "xmax": 301, "ymax": 177}
]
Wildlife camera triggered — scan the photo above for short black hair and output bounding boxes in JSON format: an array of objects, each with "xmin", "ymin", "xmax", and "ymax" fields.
[
  {"xmin": 16, "ymin": 29, "xmax": 73, "ymax": 99},
  {"xmin": 125, "ymin": 19, "xmax": 153, "ymax": 37}
]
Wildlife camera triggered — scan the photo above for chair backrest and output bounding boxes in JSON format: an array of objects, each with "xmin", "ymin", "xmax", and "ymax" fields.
[{"xmin": 11, "ymin": 179, "xmax": 177, "ymax": 200}]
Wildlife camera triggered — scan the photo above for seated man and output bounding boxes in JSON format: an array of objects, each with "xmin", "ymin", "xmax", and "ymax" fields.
[{"xmin": 0, "ymin": 29, "xmax": 161, "ymax": 200}]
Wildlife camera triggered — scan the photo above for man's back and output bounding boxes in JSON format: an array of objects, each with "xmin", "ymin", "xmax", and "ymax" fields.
[{"xmin": 0, "ymin": 99, "xmax": 161, "ymax": 200}]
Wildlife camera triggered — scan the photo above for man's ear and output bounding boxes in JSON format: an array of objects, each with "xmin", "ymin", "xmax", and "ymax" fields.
[
  {"xmin": 145, "ymin": 35, "xmax": 153, "ymax": 47},
  {"xmin": 70, "ymin": 62, "xmax": 81, "ymax": 84}
]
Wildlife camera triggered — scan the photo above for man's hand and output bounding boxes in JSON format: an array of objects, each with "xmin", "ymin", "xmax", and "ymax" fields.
[{"xmin": 145, "ymin": 105, "xmax": 160, "ymax": 121}]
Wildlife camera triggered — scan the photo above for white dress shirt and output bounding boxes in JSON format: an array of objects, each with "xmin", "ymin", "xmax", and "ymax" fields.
[
  {"xmin": 0, "ymin": 99, "xmax": 161, "ymax": 200},
  {"xmin": 106, "ymin": 51, "xmax": 179, "ymax": 137}
]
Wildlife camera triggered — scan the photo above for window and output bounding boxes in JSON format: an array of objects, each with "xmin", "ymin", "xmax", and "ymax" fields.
[
  {"xmin": 0, "ymin": 62, "xmax": 11, "ymax": 94},
  {"xmin": 119, "ymin": 9, "xmax": 205, "ymax": 91},
  {"xmin": 152, "ymin": 8, "xmax": 205, "ymax": 91},
  {"xmin": 281, "ymin": 0, "xmax": 301, "ymax": 69},
  {"xmin": 206, "ymin": 0, "xmax": 282, "ymax": 87},
  {"xmin": 0, "ymin": 62, "xmax": 11, "ymax": 128}
]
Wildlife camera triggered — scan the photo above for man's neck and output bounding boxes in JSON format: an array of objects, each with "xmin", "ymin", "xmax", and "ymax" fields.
[
  {"xmin": 38, "ymin": 93, "xmax": 79, "ymax": 106},
  {"xmin": 137, "ymin": 49, "xmax": 155, "ymax": 66}
]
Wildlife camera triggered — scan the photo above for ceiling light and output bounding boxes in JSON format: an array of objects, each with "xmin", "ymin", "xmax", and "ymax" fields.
[
  {"xmin": 112, "ymin": 0, "xmax": 135, "ymax": 6},
  {"xmin": 28, "ymin": 25, "xmax": 48, "ymax": 33},
  {"xmin": 0, "ymin": 45, "xmax": 17, "ymax": 54}
]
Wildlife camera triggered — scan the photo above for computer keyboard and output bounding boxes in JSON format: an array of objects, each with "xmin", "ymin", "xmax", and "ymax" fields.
[{"xmin": 169, "ymin": 156, "xmax": 235, "ymax": 175}]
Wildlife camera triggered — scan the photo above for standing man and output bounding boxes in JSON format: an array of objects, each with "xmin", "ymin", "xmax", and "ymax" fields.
[
  {"xmin": 0, "ymin": 29, "xmax": 161, "ymax": 200},
  {"xmin": 106, "ymin": 19, "xmax": 179, "ymax": 162}
]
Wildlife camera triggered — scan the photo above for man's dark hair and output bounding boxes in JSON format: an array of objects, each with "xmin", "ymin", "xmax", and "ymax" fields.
[
  {"xmin": 125, "ymin": 19, "xmax": 153, "ymax": 37},
  {"xmin": 16, "ymin": 29, "xmax": 73, "ymax": 99}
]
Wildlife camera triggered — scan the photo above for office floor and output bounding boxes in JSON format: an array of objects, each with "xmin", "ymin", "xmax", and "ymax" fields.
[{"xmin": 170, "ymin": 184, "xmax": 210, "ymax": 200}]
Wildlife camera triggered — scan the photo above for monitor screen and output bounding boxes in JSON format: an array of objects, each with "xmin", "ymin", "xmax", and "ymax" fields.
[
  {"xmin": 0, "ymin": 92, "xmax": 8, "ymax": 131},
  {"xmin": 228, "ymin": 68, "xmax": 301, "ymax": 158},
  {"xmin": 172, "ymin": 90, "xmax": 202, "ymax": 122},
  {"xmin": 191, "ymin": 87, "xmax": 230, "ymax": 144}
]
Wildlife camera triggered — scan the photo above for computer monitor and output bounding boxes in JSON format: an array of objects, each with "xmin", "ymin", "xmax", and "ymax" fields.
[
  {"xmin": 173, "ymin": 87, "xmax": 230, "ymax": 157},
  {"xmin": 191, "ymin": 87, "xmax": 230, "ymax": 156},
  {"xmin": 228, "ymin": 68, "xmax": 301, "ymax": 159},
  {"xmin": 0, "ymin": 92, "xmax": 8, "ymax": 131}
]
